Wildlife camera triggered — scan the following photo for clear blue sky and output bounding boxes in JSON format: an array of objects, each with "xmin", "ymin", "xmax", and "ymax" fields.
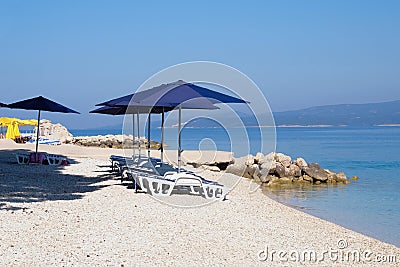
[{"xmin": 1, "ymin": 0, "xmax": 399, "ymax": 129}]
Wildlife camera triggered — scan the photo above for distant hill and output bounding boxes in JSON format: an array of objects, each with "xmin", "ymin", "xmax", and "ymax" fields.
[
  {"xmin": 81, "ymin": 100, "xmax": 400, "ymax": 130},
  {"xmin": 178, "ymin": 100, "xmax": 400, "ymax": 127},
  {"xmin": 274, "ymin": 100, "xmax": 400, "ymax": 126}
]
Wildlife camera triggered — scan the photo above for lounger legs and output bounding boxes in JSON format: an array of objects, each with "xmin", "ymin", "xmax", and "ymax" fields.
[
  {"xmin": 146, "ymin": 178, "xmax": 174, "ymax": 196},
  {"xmin": 16, "ymin": 153, "xmax": 65, "ymax": 165},
  {"xmin": 46, "ymin": 155, "xmax": 64, "ymax": 165},
  {"xmin": 202, "ymin": 184, "xmax": 227, "ymax": 201},
  {"xmin": 16, "ymin": 154, "xmax": 30, "ymax": 164},
  {"xmin": 122, "ymin": 169, "xmax": 228, "ymax": 201}
]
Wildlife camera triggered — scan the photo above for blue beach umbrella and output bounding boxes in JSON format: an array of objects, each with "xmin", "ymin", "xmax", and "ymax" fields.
[
  {"xmin": 90, "ymin": 105, "xmax": 177, "ymax": 159},
  {"xmin": 92, "ymin": 96, "xmax": 219, "ymax": 162},
  {"xmin": 7, "ymin": 96, "xmax": 79, "ymax": 156},
  {"xmin": 99, "ymin": 80, "xmax": 248, "ymax": 170},
  {"xmin": 98, "ymin": 80, "xmax": 247, "ymax": 107},
  {"xmin": 90, "ymin": 105, "xmax": 175, "ymax": 115},
  {"xmin": 130, "ymin": 80, "xmax": 248, "ymax": 170}
]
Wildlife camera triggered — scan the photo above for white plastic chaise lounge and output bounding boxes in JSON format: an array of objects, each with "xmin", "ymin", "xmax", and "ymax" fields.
[
  {"xmin": 16, "ymin": 152, "xmax": 66, "ymax": 165},
  {"xmin": 110, "ymin": 155, "xmax": 194, "ymax": 177},
  {"xmin": 27, "ymin": 138, "xmax": 61, "ymax": 146},
  {"xmin": 45, "ymin": 154, "xmax": 65, "ymax": 165},
  {"xmin": 123, "ymin": 161, "xmax": 228, "ymax": 201},
  {"xmin": 16, "ymin": 153, "xmax": 30, "ymax": 164},
  {"xmin": 110, "ymin": 155, "xmax": 228, "ymax": 200},
  {"xmin": 109, "ymin": 155, "xmax": 160, "ymax": 173}
]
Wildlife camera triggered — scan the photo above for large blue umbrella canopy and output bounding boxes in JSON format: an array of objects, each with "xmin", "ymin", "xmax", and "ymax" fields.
[
  {"xmin": 98, "ymin": 80, "xmax": 247, "ymax": 108},
  {"xmin": 90, "ymin": 105, "xmax": 175, "ymax": 115},
  {"xmin": 90, "ymin": 105, "xmax": 177, "ymax": 159},
  {"xmin": 92, "ymin": 97, "xmax": 219, "ymax": 162},
  {"xmin": 96, "ymin": 80, "xmax": 248, "ymax": 171},
  {"xmin": 94, "ymin": 85, "xmax": 223, "ymax": 162},
  {"xmin": 7, "ymin": 96, "xmax": 79, "ymax": 156},
  {"xmin": 90, "ymin": 105, "xmax": 155, "ymax": 158},
  {"xmin": 127, "ymin": 80, "xmax": 248, "ymax": 170},
  {"xmin": 96, "ymin": 93, "xmax": 221, "ymax": 110},
  {"xmin": 96, "ymin": 94, "xmax": 133, "ymax": 107},
  {"xmin": 134, "ymin": 80, "xmax": 248, "ymax": 106}
]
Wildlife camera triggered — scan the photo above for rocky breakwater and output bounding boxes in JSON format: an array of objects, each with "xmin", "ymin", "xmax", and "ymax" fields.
[
  {"xmin": 226, "ymin": 152, "xmax": 357, "ymax": 186},
  {"xmin": 71, "ymin": 135, "xmax": 162, "ymax": 149},
  {"xmin": 38, "ymin": 120, "xmax": 73, "ymax": 143}
]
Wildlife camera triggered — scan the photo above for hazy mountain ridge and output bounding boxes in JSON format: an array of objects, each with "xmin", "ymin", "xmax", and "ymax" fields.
[
  {"xmin": 80, "ymin": 100, "xmax": 400, "ymax": 130},
  {"xmin": 185, "ymin": 100, "xmax": 400, "ymax": 127},
  {"xmin": 274, "ymin": 100, "xmax": 400, "ymax": 126}
]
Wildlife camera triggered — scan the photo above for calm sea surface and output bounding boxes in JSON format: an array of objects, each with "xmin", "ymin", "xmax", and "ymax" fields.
[{"xmin": 70, "ymin": 126, "xmax": 400, "ymax": 247}]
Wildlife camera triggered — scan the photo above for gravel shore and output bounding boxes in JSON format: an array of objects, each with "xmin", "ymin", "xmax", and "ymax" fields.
[{"xmin": 0, "ymin": 140, "xmax": 399, "ymax": 266}]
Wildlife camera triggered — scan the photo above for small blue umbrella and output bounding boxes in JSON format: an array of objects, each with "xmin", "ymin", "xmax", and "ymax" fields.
[
  {"xmin": 7, "ymin": 96, "xmax": 79, "ymax": 113},
  {"xmin": 7, "ymin": 96, "xmax": 79, "ymax": 156}
]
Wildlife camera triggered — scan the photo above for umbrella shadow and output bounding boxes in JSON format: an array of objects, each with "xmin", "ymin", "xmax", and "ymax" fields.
[{"xmin": 0, "ymin": 148, "xmax": 111, "ymax": 211}]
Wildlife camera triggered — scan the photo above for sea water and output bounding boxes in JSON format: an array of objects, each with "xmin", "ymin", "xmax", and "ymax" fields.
[
  {"xmin": 70, "ymin": 126, "xmax": 400, "ymax": 247},
  {"xmin": 272, "ymin": 126, "xmax": 400, "ymax": 247}
]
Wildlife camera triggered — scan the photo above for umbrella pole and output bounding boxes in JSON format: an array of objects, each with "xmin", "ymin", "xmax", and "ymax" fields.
[
  {"xmin": 137, "ymin": 113, "xmax": 140, "ymax": 162},
  {"xmin": 147, "ymin": 113, "xmax": 151, "ymax": 160},
  {"xmin": 132, "ymin": 114, "xmax": 135, "ymax": 158},
  {"xmin": 178, "ymin": 105, "xmax": 182, "ymax": 173},
  {"xmin": 35, "ymin": 109, "xmax": 41, "ymax": 161},
  {"xmin": 161, "ymin": 107, "xmax": 164, "ymax": 164}
]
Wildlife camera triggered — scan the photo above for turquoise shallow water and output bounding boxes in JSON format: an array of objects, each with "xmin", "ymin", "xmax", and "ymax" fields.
[
  {"xmin": 271, "ymin": 127, "xmax": 400, "ymax": 248},
  {"xmin": 70, "ymin": 126, "xmax": 400, "ymax": 247}
]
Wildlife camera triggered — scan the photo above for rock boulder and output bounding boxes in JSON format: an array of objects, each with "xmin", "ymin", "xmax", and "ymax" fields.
[
  {"xmin": 303, "ymin": 163, "xmax": 328, "ymax": 181},
  {"xmin": 200, "ymin": 165, "xmax": 221, "ymax": 172},
  {"xmin": 233, "ymin": 155, "xmax": 255, "ymax": 166},
  {"xmin": 274, "ymin": 153, "xmax": 292, "ymax": 167},
  {"xmin": 37, "ymin": 120, "xmax": 73, "ymax": 143},
  {"xmin": 225, "ymin": 164, "xmax": 248, "ymax": 177},
  {"xmin": 294, "ymin": 157, "xmax": 308, "ymax": 169},
  {"xmin": 287, "ymin": 164, "xmax": 302, "ymax": 177},
  {"xmin": 274, "ymin": 162, "xmax": 287, "ymax": 178},
  {"xmin": 224, "ymin": 152, "xmax": 351, "ymax": 186}
]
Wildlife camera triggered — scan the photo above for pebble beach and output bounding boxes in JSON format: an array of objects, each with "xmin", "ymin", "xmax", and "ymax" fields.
[{"xmin": 0, "ymin": 139, "xmax": 399, "ymax": 266}]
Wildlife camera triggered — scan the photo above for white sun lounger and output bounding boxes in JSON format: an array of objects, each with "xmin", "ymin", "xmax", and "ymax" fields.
[
  {"xmin": 123, "ymin": 167, "xmax": 228, "ymax": 201},
  {"xmin": 16, "ymin": 153, "xmax": 30, "ymax": 164},
  {"xmin": 27, "ymin": 138, "xmax": 61, "ymax": 146},
  {"xmin": 110, "ymin": 155, "xmax": 228, "ymax": 201},
  {"xmin": 110, "ymin": 155, "xmax": 193, "ymax": 177},
  {"xmin": 16, "ymin": 152, "xmax": 66, "ymax": 165},
  {"xmin": 110, "ymin": 155, "xmax": 159, "ymax": 173},
  {"xmin": 46, "ymin": 154, "xmax": 65, "ymax": 165}
]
